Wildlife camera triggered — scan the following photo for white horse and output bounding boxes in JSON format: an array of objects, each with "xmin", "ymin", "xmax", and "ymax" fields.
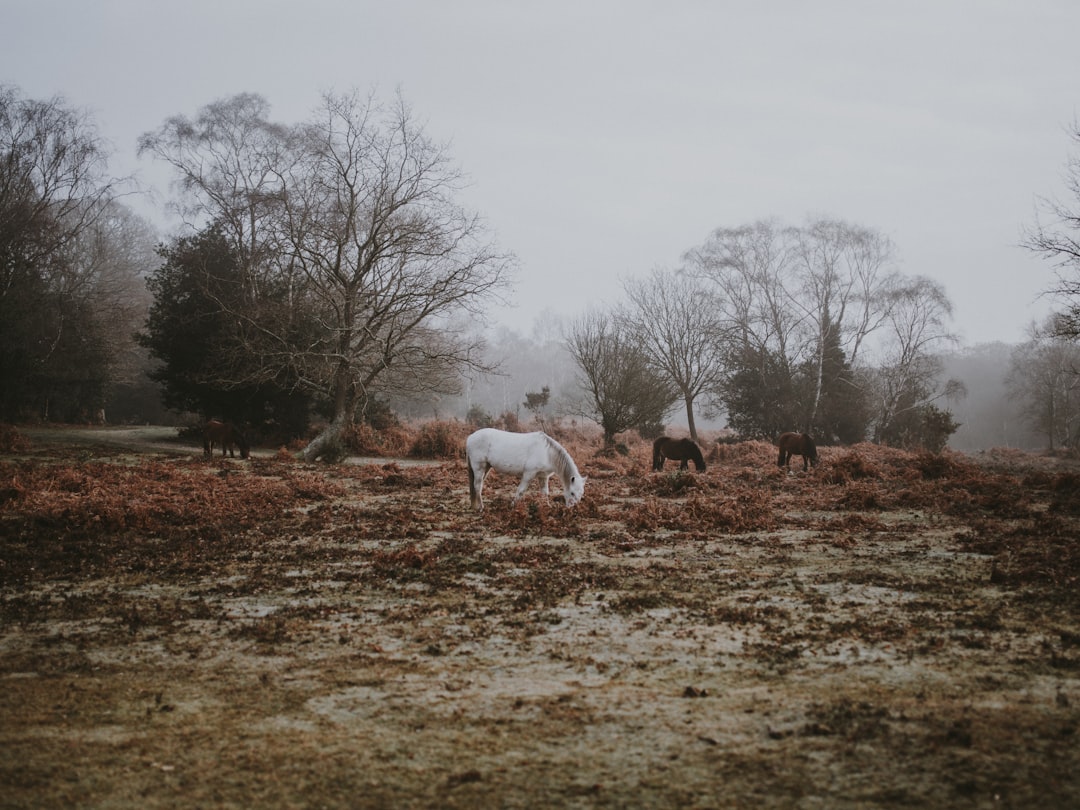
[{"xmin": 465, "ymin": 428, "xmax": 586, "ymax": 512}]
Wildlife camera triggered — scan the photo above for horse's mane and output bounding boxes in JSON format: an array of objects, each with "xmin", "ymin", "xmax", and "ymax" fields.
[{"xmin": 542, "ymin": 433, "xmax": 579, "ymax": 480}]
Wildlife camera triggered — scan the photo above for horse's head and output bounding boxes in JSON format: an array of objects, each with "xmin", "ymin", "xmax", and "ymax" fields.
[{"xmin": 564, "ymin": 474, "xmax": 586, "ymax": 507}]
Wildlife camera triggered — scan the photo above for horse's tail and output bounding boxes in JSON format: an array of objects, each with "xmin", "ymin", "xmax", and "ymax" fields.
[{"xmin": 651, "ymin": 437, "xmax": 665, "ymax": 471}]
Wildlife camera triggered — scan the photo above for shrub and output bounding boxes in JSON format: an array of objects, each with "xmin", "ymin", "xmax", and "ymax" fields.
[
  {"xmin": 826, "ymin": 451, "xmax": 879, "ymax": 484},
  {"xmin": 362, "ymin": 399, "xmax": 401, "ymax": 431},
  {"xmin": 409, "ymin": 421, "xmax": 464, "ymax": 459},
  {"xmin": 914, "ymin": 451, "xmax": 961, "ymax": 480},
  {"xmin": 498, "ymin": 411, "xmax": 523, "ymax": 432},
  {"xmin": 636, "ymin": 419, "xmax": 667, "ymax": 440},
  {"xmin": 343, "ymin": 423, "xmax": 385, "ymax": 456},
  {"xmin": 466, "ymin": 405, "xmax": 494, "ymax": 428}
]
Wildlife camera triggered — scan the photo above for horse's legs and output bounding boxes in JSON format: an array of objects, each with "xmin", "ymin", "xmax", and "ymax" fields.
[
  {"xmin": 203, "ymin": 438, "xmax": 211, "ymax": 457},
  {"xmin": 467, "ymin": 459, "xmax": 479, "ymax": 510},
  {"xmin": 514, "ymin": 471, "xmax": 538, "ymax": 502},
  {"xmin": 470, "ymin": 462, "xmax": 488, "ymax": 511},
  {"xmin": 511, "ymin": 468, "xmax": 544, "ymax": 501},
  {"xmin": 777, "ymin": 448, "xmax": 788, "ymax": 468},
  {"xmin": 541, "ymin": 473, "xmax": 552, "ymax": 495},
  {"xmin": 477, "ymin": 465, "xmax": 491, "ymax": 511},
  {"xmin": 476, "ymin": 467, "xmax": 488, "ymax": 511}
]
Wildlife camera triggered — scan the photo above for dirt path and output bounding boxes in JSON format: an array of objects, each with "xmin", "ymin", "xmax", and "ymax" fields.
[{"xmin": 16, "ymin": 425, "xmax": 440, "ymax": 467}]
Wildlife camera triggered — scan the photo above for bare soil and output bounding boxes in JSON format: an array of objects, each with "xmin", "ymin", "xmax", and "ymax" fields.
[{"xmin": 2, "ymin": 426, "xmax": 1079, "ymax": 808}]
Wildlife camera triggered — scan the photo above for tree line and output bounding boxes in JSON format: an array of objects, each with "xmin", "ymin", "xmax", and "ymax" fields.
[
  {"xmin": 0, "ymin": 86, "xmax": 156, "ymax": 423},
  {"xmin": 565, "ymin": 219, "xmax": 962, "ymax": 450},
  {"xmin": 5, "ymin": 82, "xmax": 1080, "ymax": 454}
]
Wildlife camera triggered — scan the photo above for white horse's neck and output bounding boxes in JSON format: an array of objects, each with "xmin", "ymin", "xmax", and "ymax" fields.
[{"xmin": 543, "ymin": 434, "xmax": 578, "ymax": 484}]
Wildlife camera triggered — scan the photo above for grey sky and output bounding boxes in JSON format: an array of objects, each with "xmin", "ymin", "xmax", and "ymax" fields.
[{"xmin": 6, "ymin": 0, "xmax": 1079, "ymax": 345}]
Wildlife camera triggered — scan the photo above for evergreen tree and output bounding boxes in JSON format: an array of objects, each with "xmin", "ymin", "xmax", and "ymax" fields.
[
  {"xmin": 139, "ymin": 226, "xmax": 311, "ymax": 435},
  {"xmin": 721, "ymin": 345, "xmax": 799, "ymax": 439}
]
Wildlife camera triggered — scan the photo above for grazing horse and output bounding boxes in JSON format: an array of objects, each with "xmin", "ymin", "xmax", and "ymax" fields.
[
  {"xmin": 465, "ymin": 428, "xmax": 586, "ymax": 512},
  {"xmin": 652, "ymin": 436, "xmax": 706, "ymax": 472},
  {"xmin": 203, "ymin": 419, "xmax": 250, "ymax": 459},
  {"xmin": 776, "ymin": 431, "xmax": 818, "ymax": 471}
]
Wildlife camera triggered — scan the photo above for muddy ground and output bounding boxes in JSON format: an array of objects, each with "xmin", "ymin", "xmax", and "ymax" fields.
[{"xmin": 1, "ymin": 426, "xmax": 1079, "ymax": 808}]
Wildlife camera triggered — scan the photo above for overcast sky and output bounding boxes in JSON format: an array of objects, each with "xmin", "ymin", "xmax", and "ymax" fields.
[{"xmin": 6, "ymin": 0, "xmax": 1079, "ymax": 345}]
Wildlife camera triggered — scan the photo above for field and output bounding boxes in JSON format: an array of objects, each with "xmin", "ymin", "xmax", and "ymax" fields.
[{"xmin": 2, "ymin": 425, "xmax": 1080, "ymax": 808}]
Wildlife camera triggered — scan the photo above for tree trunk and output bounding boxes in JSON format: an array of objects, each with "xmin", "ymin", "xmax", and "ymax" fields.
[
  {"xmin": 300, "ymin": 412, "xmax": 348, "ymax": 462},
  {"xmin": 684, "ymin": 394, "xmax": 698, "ymax": 443},
  {"xmin": 300, "ymin": 363, "xmax": 355, "ymax": 462}
]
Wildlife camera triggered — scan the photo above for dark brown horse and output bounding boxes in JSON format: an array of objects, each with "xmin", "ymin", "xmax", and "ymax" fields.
[
  {"xmin": 203, "ymin": 420, "xmax": 250, "ymax": 459},
  {"xmin": 652, "ymin": 436, "xmax": 706, "ymax": 472},
  {"xmin": 776, "ymin": 432, "xmax": 817, "ymax": 471}
]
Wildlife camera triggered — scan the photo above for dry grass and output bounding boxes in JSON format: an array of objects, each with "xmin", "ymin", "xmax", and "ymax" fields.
[{"xmin": 2, "ymin": 425, "xmax": 1080, "ymax": 808}]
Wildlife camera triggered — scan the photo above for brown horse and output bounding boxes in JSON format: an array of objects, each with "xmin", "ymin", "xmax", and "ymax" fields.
[
  {"xmin": 776, "ymin": 431, "xmax": 817, "ymax": 471},
  {"xmin": 202, "ymin": 420, "xmax": 250, "ymax": 459},
  {"xmin": 652, "ymin": 436, "xmax": 706, "ymax": 472}
]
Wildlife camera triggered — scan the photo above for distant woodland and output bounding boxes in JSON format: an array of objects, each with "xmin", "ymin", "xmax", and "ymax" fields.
[
  {"xmin": 5, "ymin": 85, "xmax": 1079, "ymax": 454},
  {"xmin": 393, "ymin": 329, "xmax": 1044, "ymax": 453}
]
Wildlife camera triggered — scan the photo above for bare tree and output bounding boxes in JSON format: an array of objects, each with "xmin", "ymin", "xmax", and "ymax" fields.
[
  {"xmin": 869, "ymin": 275, "xmax": 961, "ymax": 443},
  {"xmin": 1007, "ymin": 316, "xmax": 1080, "ymax": 449},
  {"xmin": 138, "ymin": 92, "xmax": 298, "ymax": 297},
  {"xmin": 684, "ymin": 219, "xmax": 798, "ymax": 368},
  {"xmin": 142, "ymin": 90, "xmax": 514, "ymax": 457},
  {"xmin": 788, "ymin": 218, "xmax": 898, "ymax": 427},
  {"xmin": 1, "ymin": 86, "xmax": 122, "ymax": 284},
  {"xmin": 684, "ymin": 218, "xmax": 901, "ymax": 437},
  {"xmin": 58, "ymin": 202, "xmax": 157, "ymax": 383},
  {"xmin": 1024, "ymin": 121, "xmax": 1080, "ymax": 338},
  {"xmin": 0, "ymin": 87, "xmax": 137, "ymax": 421},
  {"xmin": 620, "ymin": 268, "xmax": 727, "ymax": 441},
  {"xmin": 566, "ymin": 309, "xmax": 678, "ymax": 446}
]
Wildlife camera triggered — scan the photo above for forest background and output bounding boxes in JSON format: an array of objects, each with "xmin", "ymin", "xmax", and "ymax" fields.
[{"xmin": 2, "ymin": 84, "xmax": 1076, "ymax": 455}]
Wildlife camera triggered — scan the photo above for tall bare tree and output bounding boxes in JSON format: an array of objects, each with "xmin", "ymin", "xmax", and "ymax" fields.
[
  {"xmin": 683, "ymin": 219, "xmax": 798, "ymax": 368},
  {"xmin": 566, "ymin": 309, "xmax": 678, "ymax": 446},
  {"xmin": 620, "ymin": 268, "xmax": 727, "ymax": 441},
  {"xmin": 1, "ymin": 86, "xmax": 121, "ymax": 283},
  {"xmin": 787, "ymin": 218, "xmax": 897, "ymax": 427},
  {"xmin": 138, "ymin": 92, "xmax": 297, "ymax": 297},
  {"xmin": 1024, "ymin": 121, "xmax": 1080, "ymax": 338},
  {"xmin": 142, "ymin": 90, "xmax": 514, "ymax": 457}
]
